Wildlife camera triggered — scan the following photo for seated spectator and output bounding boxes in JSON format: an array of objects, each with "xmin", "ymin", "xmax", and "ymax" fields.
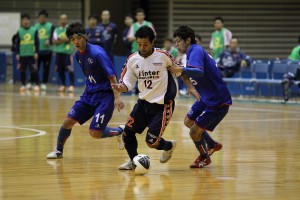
[
  {"xmin": 288, "ymin": 36, "xmax": 300, "ymax": 62},
  {"xmin": 217, "ymin": 37, "xmax": 252, "ymax": 77},
  {"xmin": 162, "ymin": 37, "xmax": 178, "ymax": 59}
]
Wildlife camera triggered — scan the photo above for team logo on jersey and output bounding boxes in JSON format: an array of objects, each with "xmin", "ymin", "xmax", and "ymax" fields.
[
  {"xmin": 78, "ymin": 60, "xmax": 82, "ymax": 64},
  {"xmin": 138, "ymin": 70, "xmax": 160, "ymax": 79},
  {"xmin": 69, "ymin": 109, "xmax": 75, "ymax": 115},
  {"xmin": 88, "ymin": 57, "xmax": 93, "ymax": 64},
  {"xmin": 135, "ymin": 64, "xmax": 139, "ymax": 69},
  {"xmin": 153, "ymin": 62, "xmax": 162, "ymax": 66}
]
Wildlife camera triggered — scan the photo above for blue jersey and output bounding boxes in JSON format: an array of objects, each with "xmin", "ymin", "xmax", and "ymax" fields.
[
  {"xmin": 186, "ymin": 44, "xmax": 232, "ymax": 106},
  {"xmin": 75, "ymin": 43, "xmax": 117, "ymax": 93},
  {"xmin": 86, "ymin": 26, "xmax": 102, "ymax": 46}
]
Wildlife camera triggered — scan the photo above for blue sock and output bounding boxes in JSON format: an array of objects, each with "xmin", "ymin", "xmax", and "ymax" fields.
[
  {"xmin": 193, "ymin": 138, "xmax": 209, "ymax": 158},
  {"xmin": 102, "ymin": 127, "xmax": 122, "ymax": 138},
  {"xmin": 56, "ymin": 127, "xmax": 72, "ymax": 153},
  {"xmin": 203, "ymin": 131, "xmax": 215, "ymax": 149}
]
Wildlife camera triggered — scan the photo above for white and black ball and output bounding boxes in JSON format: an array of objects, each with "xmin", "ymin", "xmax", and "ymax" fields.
[{"xmin": 133, "ymin": 154, "xmax": 151, "ymax": 175}]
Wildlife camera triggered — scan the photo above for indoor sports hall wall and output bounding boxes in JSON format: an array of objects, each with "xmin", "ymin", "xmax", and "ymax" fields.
[{"xmin": 167, "ymin": 0, "xmax": 300, "ymax": 59}]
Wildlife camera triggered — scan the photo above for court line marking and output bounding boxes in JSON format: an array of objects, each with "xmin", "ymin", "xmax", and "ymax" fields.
[
  {"xmin": 0, "ymin": 126, "xmax": 46, "ymax": 141},
  {"xmin": 1, "ymin": 91, "xmax": 300, "ymax": 115},
  {"xmin": 2, "ymin": 118, "xmax": 299, "ymax": 128}
]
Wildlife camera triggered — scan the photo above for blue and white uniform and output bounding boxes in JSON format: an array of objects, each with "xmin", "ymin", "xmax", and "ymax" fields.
[
  {"xmin": 185, "ymin": 44, "xmax": 232, "ymax": 131},
  {"xmin": 68, "ymin": 43, "xmax": 117, "ymax": 130}
]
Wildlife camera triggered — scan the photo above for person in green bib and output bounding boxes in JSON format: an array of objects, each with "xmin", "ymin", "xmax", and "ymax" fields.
[
  {"xmin": 35, "ymin": 9, "xmax": 55, "ymax": 91},
  {"xmin": 127, "ymin": 8, "xmax": 156, "ymax": 53},
  {"xmin": 209, "ymin": 16, "xmax": 232, "ymax": 60},
  {"xmin": 53, "ymin": 14, "xmax": 75, "ymax": 92},
  {"xmin": 162, "ymin": 37, "xmax": 179, "ymax": 59},
  {"xmin": 288, "ymin": 36, "xmax": 300, "ymax": 62},
  {"xmin": 15, "ymin": 13, "xmax": 39, "ymax": 92}
]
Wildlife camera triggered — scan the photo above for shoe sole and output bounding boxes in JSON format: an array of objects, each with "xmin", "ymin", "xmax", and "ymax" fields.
[
  {"xmin": 118, "ymin": 167, "xmax": 134, "ymax": 170},
  {"xmin": 208, "ymin": 143, "xmax": 222, "ymax": 156},
  {"xmin": 190, "ymin": 159, "xmax": 212, "ymax": 168},
  {"xmin": 47, "ymin": 156, "xmax": 63, "ymax": 159}
]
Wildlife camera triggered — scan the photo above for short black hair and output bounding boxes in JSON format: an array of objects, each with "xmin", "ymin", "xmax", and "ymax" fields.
[
  {"xmin": 66, "ymin": 22, "xmax": 86, "ymax": 39},
  {"xmin": 173, "ymin": 25, "xmax": 196, "ymax": 44},
  {"xmin": 135, "ymin": 8, "xmax": 145, "ymax": 15},
  {"xmin": 231, "ymin": 36, "xmax": 239, "ymax": 42},
  {"xmin": 21, "ymin": 13, "xmax": 31, "ymax": 20},
  {"xmin": 38, "ymin": 9, "xmax": 48, "ymax": 18},
  {"xmin": 195, "ymin": 34, "xmax": 202, "ymax": 42},
  {"xmin": 163, "ymin": 37, "xmax": 173, "ymax": 43},
  {"xmin": 135, "ymin": 26, "xmax": 155, "ymax": 42},
  {"xmin": 213, "ymin": 16, "xmax": 224, "ymax": 23},
  {"xmin": 125, "ymin": 14, "xmax": 133, "ymax": 18},
  {"xmin": 88, "ymin": 14, "xmax": 98, "ymax": 20}
]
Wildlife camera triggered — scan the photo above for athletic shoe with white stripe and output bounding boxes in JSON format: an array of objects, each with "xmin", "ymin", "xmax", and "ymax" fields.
[
  {"xmin": 119, "ymin": 160, "xmax": 134, "ymax": 170},
  {"xmin": 47, "ymin": 150, "xmax": 63, "ymax": 159},
  {"xmin": 160, "ymin": 140, "xmax": 177, "ymax": 163}
]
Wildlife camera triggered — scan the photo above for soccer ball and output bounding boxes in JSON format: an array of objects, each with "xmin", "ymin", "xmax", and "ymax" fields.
[{"xmin": 133, "ymin": 154, "xmax": 151, "ymax": 175}]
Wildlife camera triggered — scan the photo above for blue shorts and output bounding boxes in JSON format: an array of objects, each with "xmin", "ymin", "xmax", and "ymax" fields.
[
  {"xmin": 67, "ymin": 91, "xmax": 114, "ymax": 130},
  {"xmin": 125, "ymin": 99, "xmax": 175, "ymax": 138},
  {"xmin": 187, "ymin": 101, "xmax": 229, "ymax": 131}
]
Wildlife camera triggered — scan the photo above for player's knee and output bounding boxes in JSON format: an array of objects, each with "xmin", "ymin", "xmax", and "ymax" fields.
[
  {"xmin": 189, "ymin": 124, "xmax": 204, "ymax": 141},
  {"xmin": 184, "ymin": 117, "xmax": 194, "ymax": 128},
  {"xmin": 62, "ymin": 118, "xmax": 77, "ymax": 129},
  {"xmin": 89, "ymin": 130, "xmax": 103, "ymax": 139},
  {"xmin": 145, "ymin": 132, "xmax": 159, "ymax": 148},
  {"xmin": 146, "ymin": 140, "xmax": 159, "ymax": 149},
  {"xmin": 123, "ymin": 127, "xmax": 135, "ymax": 143}
]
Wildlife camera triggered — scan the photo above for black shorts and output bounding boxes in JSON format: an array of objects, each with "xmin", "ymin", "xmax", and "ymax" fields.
[{"xmin": 125, "ymin": 99, "xmax": 175, "ymax": 140}]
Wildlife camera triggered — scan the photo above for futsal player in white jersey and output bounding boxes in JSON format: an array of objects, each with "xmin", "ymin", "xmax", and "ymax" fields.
[{"xmin": 112, "ymin": 26, "xmax": 199, "ymax": 170}]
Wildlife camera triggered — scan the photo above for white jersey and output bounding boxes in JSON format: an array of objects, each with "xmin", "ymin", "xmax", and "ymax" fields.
[{"xmin": 121, "ymin": 49, "xmax": 180, "ymax": 104}]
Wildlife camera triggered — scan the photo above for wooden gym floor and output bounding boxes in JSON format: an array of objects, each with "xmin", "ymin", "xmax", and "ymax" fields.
[{"xmin": 0, "ymin": 85, "xmax": 299, "ymax": 200}]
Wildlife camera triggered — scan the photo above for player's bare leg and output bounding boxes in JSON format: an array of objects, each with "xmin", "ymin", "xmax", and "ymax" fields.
[{"xmin": 184, "ymin": 116, "xmax": 222, "ymax": 156}]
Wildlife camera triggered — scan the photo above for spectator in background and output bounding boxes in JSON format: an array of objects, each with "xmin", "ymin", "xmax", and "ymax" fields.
[
  {"xmin": 217, "ymin": 37, "xmax": 252, "ymax": 78},
  {"xmin": 16, "ymin": 13, "xmax": 39, "ymax": 92},
  {"xmin": 86, "ymin": 14, "xmax": 102, "ymax": 47},
  {"xmin": 162, "ymin": 37, "xmax": 178, "ymax": 59},
  {"xmin": 35, "ymin": 9, "xmax": 55, "ymax": 91},
  {"xmin": 288, "ymin": 36, "xmax": 300, "ymax": 62},
  {"xmin": 53, "ymin": 14, "xmax": 75, "ymax": 92},
  {"xmin": 122, "ymin": 15, "xmax": 134, "ymax": 56},
  {"xmin": 210, "ymin": 16, "xmax": 232, "ymax": 59},
  {"xmin": 195, "ymin": 34, "xmax": 202, "ymax": 45},
  {"xmin": 127, "ymin": 8, "xmax": 155, "ymax": 53},
  {"xmin": 98, "ymin": 10, "xmax": 118, "ymax": 61}
]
